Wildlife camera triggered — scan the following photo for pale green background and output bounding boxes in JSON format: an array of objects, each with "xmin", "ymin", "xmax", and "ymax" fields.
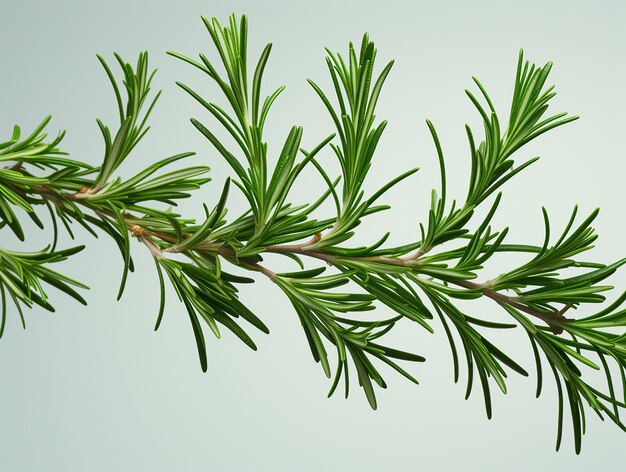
[{"xmin": 1, "ymin": 0, "xmax": 625, "ymax": 470}]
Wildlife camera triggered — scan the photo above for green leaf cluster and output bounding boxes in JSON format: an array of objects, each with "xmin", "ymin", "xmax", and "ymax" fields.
[{"xmin": 2, "ymin": 13, "xmax": 625, "ymax": 454}]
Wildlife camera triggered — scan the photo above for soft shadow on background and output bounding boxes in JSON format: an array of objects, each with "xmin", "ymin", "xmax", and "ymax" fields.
[{"xmin": 1, "ymin": 0, "xmax": 625, "ymax": 470}]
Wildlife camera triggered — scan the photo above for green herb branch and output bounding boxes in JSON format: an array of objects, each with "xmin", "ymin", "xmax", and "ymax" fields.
[{"xmin": 2, "ymin": 13, "xmax": 625, "ymax": 454}]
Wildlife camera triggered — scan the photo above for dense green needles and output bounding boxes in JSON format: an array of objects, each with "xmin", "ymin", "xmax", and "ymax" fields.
[{"xmin": 2, "ymin": 13, "xmax": 626, "ymax": 454}]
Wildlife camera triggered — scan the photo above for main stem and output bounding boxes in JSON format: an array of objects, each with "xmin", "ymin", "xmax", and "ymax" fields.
[{"xmin": 16, "ymin": 178, "xmax": 568, "ymax": 334}]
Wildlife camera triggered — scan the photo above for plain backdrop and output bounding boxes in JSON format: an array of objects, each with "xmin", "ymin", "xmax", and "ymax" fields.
[{"xmin": 1, "ymin": 0, "xmax": 625, "ymax": 470}]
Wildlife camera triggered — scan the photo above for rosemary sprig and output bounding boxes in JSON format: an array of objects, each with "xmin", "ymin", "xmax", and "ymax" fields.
[{"xmin": 2, "ymin": 13, "xmax": 625, "ymax": 454}]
